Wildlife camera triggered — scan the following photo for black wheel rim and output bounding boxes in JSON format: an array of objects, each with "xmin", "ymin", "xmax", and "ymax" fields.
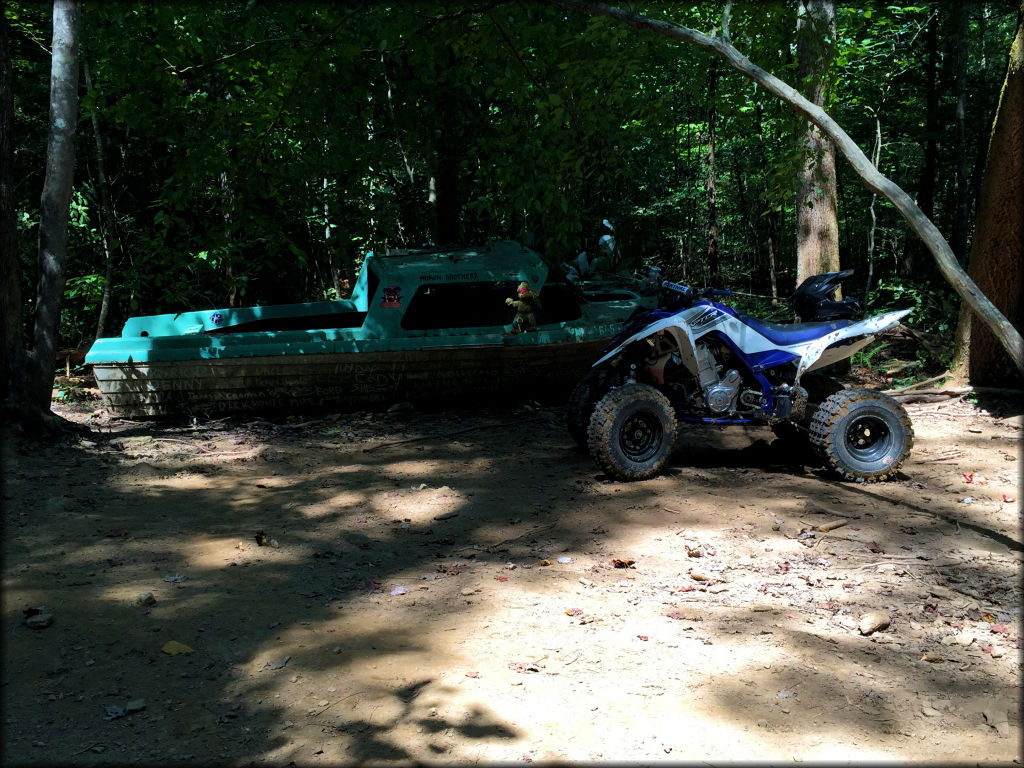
[
  {"xmin": 619, "ymin": 411, "xmax": 663, "ymax": 462},
  {"xmin": 845, "ymin": 414, "xmax": 892, "ymax": 462}
]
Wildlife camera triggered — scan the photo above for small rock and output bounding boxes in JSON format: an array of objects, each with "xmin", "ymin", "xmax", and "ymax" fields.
[
  {"xmin": 922, "ymin": 706, "xmax": 941, "ymax": 718},
  {"xmin": 857, "ymin": 611, "xmax": 891, "ymax": 635},
  {"xmin": 125, "ymin": 699, "xmax": 146, "ymax": 714},
  {"xmin": 25, "ymin": 612, "xmax": 53, "ymax": 629},
  {"xmin": 135, "ymin": 592, "xmax": 157, "ymax": 607}
]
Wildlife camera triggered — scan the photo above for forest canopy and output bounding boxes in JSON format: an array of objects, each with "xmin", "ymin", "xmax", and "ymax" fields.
[{"xmin": 4, "ymin": 1, "xmax": 1020, "ymax": 372}]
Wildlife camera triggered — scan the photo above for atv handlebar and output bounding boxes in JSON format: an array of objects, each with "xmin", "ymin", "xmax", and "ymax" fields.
[{"xmin": 661, "ymin": 281, "xmax": 733, "ymax": 303}]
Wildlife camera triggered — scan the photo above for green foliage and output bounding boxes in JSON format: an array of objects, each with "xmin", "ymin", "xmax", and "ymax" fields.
[
  {"xmin": 5, "ymin": 0, "xmax": 1016, "ymax": 346},
  {"xmin": 869, "ymin": 276, "xmax": 958, "ymax": 333}
]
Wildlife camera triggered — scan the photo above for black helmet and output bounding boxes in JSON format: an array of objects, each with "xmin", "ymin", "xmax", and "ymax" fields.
[{"xmin": 790, "ymin": 270, "xmax": 861, "ymax": 322}]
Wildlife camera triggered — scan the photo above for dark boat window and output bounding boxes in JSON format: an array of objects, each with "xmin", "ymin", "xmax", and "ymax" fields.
[
  {"xmin": 401, "ymin": 281, "xmax": 583, "ymax": 331},
  {"xmin": 205, "ymin": 311, "xmax": 367, "ymax": 334},
  {"xmin": 402, "ymin": 282, "xmax": 518, "ymax": 330},
  {"xmin": 538, "ymin": 283, "xmax": 583, "ymax": 323}
]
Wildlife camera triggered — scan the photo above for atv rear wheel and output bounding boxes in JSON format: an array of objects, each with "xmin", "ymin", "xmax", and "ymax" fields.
[
  {"xmin": 587, "ymin": 383, "xmax": 677, "ymax": 481},
  {"xmin": 809, "ymin": 389, "xmax": 913, "ymax": 482}
]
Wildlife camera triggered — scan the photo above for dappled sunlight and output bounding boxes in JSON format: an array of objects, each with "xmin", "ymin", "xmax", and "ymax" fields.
[{"xmin": 4, "ymin": 398, "xmax": 1020, "ymax": 763}]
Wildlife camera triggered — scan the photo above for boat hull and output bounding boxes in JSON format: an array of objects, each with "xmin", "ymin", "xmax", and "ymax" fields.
[{"xmin": 91, "ymin": 338, "xmax": 611, "ymax": 418}]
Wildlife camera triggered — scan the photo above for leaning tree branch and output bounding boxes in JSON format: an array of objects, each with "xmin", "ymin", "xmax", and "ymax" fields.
[{"xmin": 546, "ymin": 0, "xmax": 1024, "ymax": 376}]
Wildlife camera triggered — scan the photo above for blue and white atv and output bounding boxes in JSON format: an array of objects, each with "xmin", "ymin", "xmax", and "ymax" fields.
[{"xmin": 568, "ymin": 271, "xmax": 914, "ymax": 482}]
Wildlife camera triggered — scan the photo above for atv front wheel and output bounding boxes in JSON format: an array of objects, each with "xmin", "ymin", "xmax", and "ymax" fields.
[
  {"xmin": 587, "ymin": 383, "xmax": 677, "ymax": 481},
  {"xmin": 809, "ymin": 389, "xmax": 913, "ymax": 482}
]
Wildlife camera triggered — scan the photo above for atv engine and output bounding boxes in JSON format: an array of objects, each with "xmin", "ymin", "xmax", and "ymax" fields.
[{"xmin": 695, "ymin": 343, "xmax": 742, "ymax": 414}]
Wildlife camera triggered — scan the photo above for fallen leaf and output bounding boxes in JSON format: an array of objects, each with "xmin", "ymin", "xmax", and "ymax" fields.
[
  {"xmin": 990, "ymin": 624, "xmax": 1010, "ymax": 635},
  {"xmin": 611, "ymin": 559, "xmax": 635, "ymax": 569},
  {"xmin": 565, "ymin": 608, "xmax": 583, "ymax": 616},
  {"xmin": 637, "ymin": 635, "xmax": 649, "ymax": 641},
  {"xmin": 161, "ymin": 640, "xmax": 195, "ymax": 655}
]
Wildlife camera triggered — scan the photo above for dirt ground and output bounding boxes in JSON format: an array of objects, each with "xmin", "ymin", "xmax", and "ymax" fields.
[{"xmin": 2, "ymin": 381, "xmax": 1022, "ymax": 766}]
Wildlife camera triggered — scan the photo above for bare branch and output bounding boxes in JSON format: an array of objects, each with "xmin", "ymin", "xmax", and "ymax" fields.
[{"xmin": 543, "ymin": 0, "xmax": 1024, "ymax": 375}]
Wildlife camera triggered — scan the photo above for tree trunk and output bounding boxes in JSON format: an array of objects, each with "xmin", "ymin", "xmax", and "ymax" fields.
[
  {"xmin": 908, "ymin": 8, "xmax": 941, "ymax": 276},
  {"xmin": 432, "ymin": 124, "xmax": 461, "ymax": 246},
  {"xmin": 83, "ymin": 57, "xmax": 120, "ymax": 340},
  {"xmin": 951, "ymin": 3, "xmax": 971, "ymax": 265},
  {"xmin": 0, "ymin": 0, "xmax": 24, "ymax": 413},
  {"xmin": 705, "ymin": 59, "xmax": 720, "ymax": 284},
  {"xmin": 28, "ymin": 0, "xmax": 82, "ymax": 413},
  {"xmin": 951, "ymin": 3, "xmax": 1024, "ymax": 385},
  {"xmin": 794, "ymin": 0, "xmax": 840, "ymax": 291},
  {"xmin": 753, "ymin": 100, "xmax": 779, "ymax": 301},
  {"xmin": 547, "ymin": 0, "xmax": 1024, "ymax": 375}
]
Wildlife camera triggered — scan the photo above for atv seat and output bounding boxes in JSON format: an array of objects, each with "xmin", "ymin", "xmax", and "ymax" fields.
[{"xmin": 736, "ymin": 313, "xmax": 853, "ymax": 346}]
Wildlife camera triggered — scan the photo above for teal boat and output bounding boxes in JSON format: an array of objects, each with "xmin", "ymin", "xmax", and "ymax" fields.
[{"xmin": 86, "ymin": 240, "xmax": 656, "ymax": 418}]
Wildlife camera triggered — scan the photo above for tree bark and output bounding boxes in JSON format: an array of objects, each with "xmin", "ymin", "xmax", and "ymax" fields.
[
  {"xmin": 794, "ymin": 0, "xmax": 840, "ymax": 290},
  {"xmin": 83, "ymin": 57, "xmax": 120, "ymax": 340},
  {"xmin": 951, "ymin": 3, "xmax": 1023, "ymax": 385},
  {"xmin": 547, "ymin": 0, "xmax": 1024, "ymax": 376},
  {"xmin": 0, "ymin": 0, "xmax": 24, "ymax": 412},
  {"xmin": 909, "ymin": 7, "xmax": 940, "ymax": 276},
  {"xmin": 704, "ymin": 59, "xmax": 720, "ymax": 284},
  {"xmin": 951, "ymin": 3, "xmax": 971, "ymax": 265},
  {"xmin": 28, "ymin": 0, "xmax": 82, "ymax": 412}
]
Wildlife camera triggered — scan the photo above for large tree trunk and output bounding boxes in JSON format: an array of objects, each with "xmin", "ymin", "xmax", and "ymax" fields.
[
  {"xmin": 951, "ymin": 3, "xmax": 1024, "ymax": 385},
  {"xmin": 794, "ymin": 0, "xmax": 840, "ymax": 290},
  {"xmin": 548, "ymin": 0, "xmax": 1024, "ymax": 376},
  {"xmin": 27, "ymin": 0, "xmax": 82, "ymax": 413},
  {"xmin": 0, "ymin": 0, "xmax": 24, "ymax": 414}
]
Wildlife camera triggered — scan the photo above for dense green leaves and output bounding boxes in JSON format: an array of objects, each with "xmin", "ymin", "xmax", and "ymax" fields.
[{"xmin": 5, "ymin": 1, "xmax": 1015, "ymax": 346}]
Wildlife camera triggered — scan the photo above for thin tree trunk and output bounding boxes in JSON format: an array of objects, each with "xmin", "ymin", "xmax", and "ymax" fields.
[
  {"xmin": 219, "ymin": 170, "xmax": 237, "ymax": 306},
  {"xmin": 0, "ymin": 0, "xmax": 24, "ymax": 412},
  {"xmin": 951, "ymin": 2, "xmax": 971, "ymax": 265},
  {"xmin": 29, "ymin": 0, "xmax": 82, "ymax": 412},
  {"xmin": 909, "ymin": 8, "xmax": 940, "ymax": 276},
  {"xmin": 863, "ymin": 112, "xmax": 882, "ymax": 308},
  {"xmin": 729, "ymin": 146, "xmax": 760, "ymax": 279},
  {"xmin": 548, "ymin": 0, "xmax": 1024, "ymax": 375},
  {"xmin": 794, "ymin": 0, "xmax": 840, "ymax": 290},
  {"xmin": 705, "ymin": 59, "xmax": 720, "ymax": 284},
  {"xmin": 753, "ymin": 99, "xmax": 779, "ymax": 301},
  {"xmin": 83, "ymin": 57, "xmax": 120, "ymax": 340}
]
